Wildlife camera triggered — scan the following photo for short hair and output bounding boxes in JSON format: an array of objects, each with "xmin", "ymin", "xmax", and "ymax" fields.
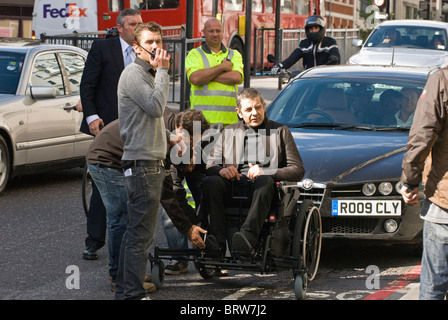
[
  {"xmin": 175, "ymin": 109, "xmax": 210, "ymax": 136},
  {"xmin": 117, "ymin": 8, "xmax": 141, "ymax": 26},
  {"xmin": 380, "ymin": 89, "xmax": 402, "ymax": 104},
  {"xmin": 133, "ymin": 22, "xmax": 163, "ymax": 44},
  {"xmin": 236, "ymin": 88, "xmax": 265, "ymax": 109}
]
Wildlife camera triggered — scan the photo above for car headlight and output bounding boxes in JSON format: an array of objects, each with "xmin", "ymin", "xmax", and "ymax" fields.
[
  {"xmin": 395, "ymin": 181, "xmax": 403, "ymax": 194},
  {"xmin": 362, "ymin": 183, "xmax": 376, "ymax": 196},
  {"xmin": 378, "ymin": 182, "xmax": 393, "ymax": 195}
]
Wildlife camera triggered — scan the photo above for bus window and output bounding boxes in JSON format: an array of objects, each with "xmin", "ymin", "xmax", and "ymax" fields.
[
  {"xmin": 225, "ymin": 0, "xmax": 243, "ymax": 11},
  {"xmin": 253, "ymin": 0, "xmax": 263, "ymax": 13},
  {"xmin": 281, "ymin": 0, "xmax": 293, "ymax": 13},
  {"xmin": 295, "ymin": 0, "xmax": 309, "ymax": 15},
  {"xmin": 265, "ymin": 0, "xmax": 273, "ymax": 13},
  {"xmin": 131, "ymin": 0, "xmax": 180, "ymax": 9},
  {"xmin": 109, "ymin": 0, "xmax": 124, "ymax": 12}
]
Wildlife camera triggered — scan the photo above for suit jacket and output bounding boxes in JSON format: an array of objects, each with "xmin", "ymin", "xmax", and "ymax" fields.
[{"xmin": 80, "ymin": 37, "xmax": 125, "ymax": 135}]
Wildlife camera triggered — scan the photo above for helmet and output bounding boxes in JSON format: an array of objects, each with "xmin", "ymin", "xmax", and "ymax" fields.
[{"xmin": 305, "ymin": 15, "xmax": 326, "ymax": 43}]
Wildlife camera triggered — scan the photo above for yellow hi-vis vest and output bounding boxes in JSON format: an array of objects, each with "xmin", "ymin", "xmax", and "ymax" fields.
[{"xmin": 189, "ymin": 47, "xmax": 240, "ymax": 125}]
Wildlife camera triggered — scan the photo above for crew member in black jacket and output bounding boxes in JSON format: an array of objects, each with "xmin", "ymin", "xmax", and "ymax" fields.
[{"xmin": 271, "ymin": 15, "xmax": 340, "ymax": 74}]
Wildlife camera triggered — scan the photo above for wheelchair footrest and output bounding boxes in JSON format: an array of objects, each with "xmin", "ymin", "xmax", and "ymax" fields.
[{"xmin": 151, "ymin": 246, "xmax": 202, "ymax": 262}]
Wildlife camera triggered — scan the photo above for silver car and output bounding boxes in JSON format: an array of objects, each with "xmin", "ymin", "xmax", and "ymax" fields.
[
  {"xmin": 0, "ymin": 41, "xmax": 93, "ymax": 194},
  {"xmin": 348, "ymin": 19, "xmax": 448, "ymax": 68}
]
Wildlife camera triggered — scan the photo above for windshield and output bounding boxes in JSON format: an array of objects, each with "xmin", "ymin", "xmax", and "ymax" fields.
[
  {"xmin": 366, "ymin": 26, "xmax": 447, "ymax": 50},
  {"xmin": 0, "ymin": 51, "xmax": 25, "ymax": 94},
  {"xmin": 266, "ymin": 77, "xmax": 426, "ymax": 130}
]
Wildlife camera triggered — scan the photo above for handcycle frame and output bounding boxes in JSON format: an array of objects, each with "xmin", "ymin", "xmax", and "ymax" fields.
[{"xmin": 149, "ymin": 180, "xmax": 322, "ymax": 300}]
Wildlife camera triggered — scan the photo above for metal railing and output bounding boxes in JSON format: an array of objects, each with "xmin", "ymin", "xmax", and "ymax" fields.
[
  {"xmin": 253, "ymin": 27, "xmax": 360, "ymax": 88},
  {"xmin": 40, "ymin": 27, "xmax": 360, "ymax": 110}
]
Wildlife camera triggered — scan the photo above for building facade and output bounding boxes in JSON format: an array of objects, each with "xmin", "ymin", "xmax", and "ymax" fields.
[{"xmin": 0, "ymin": 0, "xmax": 33, "ymax": 38}]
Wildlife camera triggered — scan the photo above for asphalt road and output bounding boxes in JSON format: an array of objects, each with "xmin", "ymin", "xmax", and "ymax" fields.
[{"xmin": 0, "ymin": 167, "xmax": 422, "ymax": 302}]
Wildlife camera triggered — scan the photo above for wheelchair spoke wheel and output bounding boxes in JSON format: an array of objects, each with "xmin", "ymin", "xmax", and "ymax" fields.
[
  {"xmin": 292, "ymin": 200, "xmax": 322, "ymax": 281},
  {"xmin": 302, "ymin": 205, "xmax": 322, "ymax": 281}
]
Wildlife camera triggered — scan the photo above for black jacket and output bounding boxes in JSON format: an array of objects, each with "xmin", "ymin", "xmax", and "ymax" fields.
[
  {"xmin": 80, "ymin": 37, "xmax": 125, "ymax": 135},
  {"xmin": 281, "ymin": 36, "xmax": 340, "ymax": 70}
]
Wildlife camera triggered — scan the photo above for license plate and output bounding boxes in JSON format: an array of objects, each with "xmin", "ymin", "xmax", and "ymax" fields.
[{"xmin": 332, "ymin": 200, "xmax": 401, "ymax": 216}]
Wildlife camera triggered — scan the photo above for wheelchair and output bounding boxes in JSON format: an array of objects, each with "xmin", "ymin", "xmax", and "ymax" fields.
[{"xmin": 149, "ymin": 179, "xmax": 322, "ymax": 300}]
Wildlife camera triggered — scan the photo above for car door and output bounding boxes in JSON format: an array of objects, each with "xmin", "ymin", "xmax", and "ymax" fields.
[
  {"xmin": 58, "ymin": 51, "xmax": 93, "ymax": 157},
  {"xmin": 26, "ymin": 51, "xmax": 77, "ymax": 164}
]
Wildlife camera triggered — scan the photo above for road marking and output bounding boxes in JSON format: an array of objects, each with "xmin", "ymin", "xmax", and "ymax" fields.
[
  {"xmin": 222, "ymin": 287, "xmax": 259, "ymax": 300},
  {"xmin": 363, "ymin": 264, "xmax": 421, "ymax": 300}
]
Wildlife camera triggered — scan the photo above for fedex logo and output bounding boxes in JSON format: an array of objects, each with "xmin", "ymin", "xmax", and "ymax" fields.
[{"xmin": 43, "ymin": 3, "xmax": 88, "ymax": 18}]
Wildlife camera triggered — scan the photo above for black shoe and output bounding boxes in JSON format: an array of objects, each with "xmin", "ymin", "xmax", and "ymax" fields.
[
  {"xmin": 232, "ymin": 232, "xmax": 254, "ymax": 255},
  {"xmin": 82, "ymin": 247, "xmax": 98, "ymax": 260},
  {"xmin": 204, "ymin": 235, "xmax": 221, "ymax": 258}
]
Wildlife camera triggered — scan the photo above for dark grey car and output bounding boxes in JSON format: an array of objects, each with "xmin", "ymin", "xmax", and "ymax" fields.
[{"xmin": 266, "ymin": 65, "xmax": 434, "ymax": 243}]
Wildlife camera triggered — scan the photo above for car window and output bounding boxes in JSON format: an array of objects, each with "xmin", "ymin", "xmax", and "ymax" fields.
[
  {"xmin": 31, "ymin": 53, "xmax": 65, "ymax": 96},
  {"xmin": 366, "ymin": 26, "xmax": 447, "ymax": 50},
  {"xmin": 266, "ymin": 77, "xmax": 425, "ymax": 129},
  {"xmin": 0, "ymin": 51, "xmax": 25, "ymax": 94},
  {"xmin": 59, "ymin": 52, "xmax": 85, "ymax": 94}
]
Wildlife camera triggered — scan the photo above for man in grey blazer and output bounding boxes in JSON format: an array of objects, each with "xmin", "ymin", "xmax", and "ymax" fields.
[{"xmin": 79, "ymin": 8, "xmax": 142, "ymax": 260}]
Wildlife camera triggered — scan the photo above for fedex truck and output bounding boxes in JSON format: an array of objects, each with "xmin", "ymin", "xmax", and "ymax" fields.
[{"xmin": 32, "ymin": 0, "xmax": 99, "ymax": 38}]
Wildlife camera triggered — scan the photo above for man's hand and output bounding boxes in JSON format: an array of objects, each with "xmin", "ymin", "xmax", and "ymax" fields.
[
  {"xmin": 151, "ymin": 48, "xmax": 171, "ymax": 69},
  {"xmin": 247, "ymin": 163, "xmax": 264, "ymax": 179},
  {"xmin": 220, "ymin": 59, "xmax": 233, "ymax": 72},
  {"xmin": 75, "ymin": 100, "xmax": 83, "ymax": 112},
  {"xmin": 187, "ymin": 225, "xmax": 207, "ymax": 249},
  {"xmin": 400, "ymin": 185, "xmax": 419, "ymax": 206},
  {"xmin": 219, "ymin": 166, "xmax": 242, "ymax": 180},
  {"xmin": 88, "ymin": 118, "xmax": 104, "ymax": 136}
]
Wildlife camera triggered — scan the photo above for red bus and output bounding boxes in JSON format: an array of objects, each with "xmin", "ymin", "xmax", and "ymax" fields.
[
  {"xmin": 97, "ymin": 0, "xmax": 318, "ymax": 54},
  {"xmin": 33, "ymin": 1, "xmax": 318, "ymax": 67}
]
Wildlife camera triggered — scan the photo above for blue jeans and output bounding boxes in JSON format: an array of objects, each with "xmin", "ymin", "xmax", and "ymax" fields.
[
  {"xmin": 161, "ymin": 208, "xmax": 189, "ymax": 261},
  {"xmin": 87, "ymin": 163, "xmax": 128, "ymax": 281},
  {"xmin": 420, "ymin": 212, "xmax": 448, "ymax": 299},
  {"xmin": 115, "ymin": 163, "xmax": 165, "ymax": 300}
]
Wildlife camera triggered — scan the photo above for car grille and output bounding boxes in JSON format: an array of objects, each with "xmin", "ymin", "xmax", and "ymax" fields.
[
  {"xmin": 297, "ymin": 184, "xmax": 325, "ymax": 206},
  {"xmin": 322, "ymin": 217, "xmax": 378, "ymax": 234}
]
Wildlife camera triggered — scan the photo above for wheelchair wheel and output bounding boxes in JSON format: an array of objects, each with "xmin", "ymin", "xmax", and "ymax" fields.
[
  {"xmin": 151, "ymin": 260, "xmax": 165, "ymax": 289},
  {"xmin": 81, "ymin": 164, "xmax": 92, "ymax": 216},
  {"xmin": 194, "ymin": 262, "xmax": 216, "ymax": 279},
  {"xmin": 292, "ymin": 199, "xmax": 322, "ymax": 281},
  {"xmin": 294, "ymin": 273, "xmax": 308, "ymax": 300}
]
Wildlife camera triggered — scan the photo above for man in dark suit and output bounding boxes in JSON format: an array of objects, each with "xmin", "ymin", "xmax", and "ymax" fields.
[{"xmin": 80, "ymin": 8, "xmax": 142, "ymax": 260}]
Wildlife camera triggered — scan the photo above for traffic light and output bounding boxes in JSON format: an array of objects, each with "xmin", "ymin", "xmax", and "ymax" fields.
[{"xmin": 418, "ymin": 0, "xmax": 430, "ymax": 19}]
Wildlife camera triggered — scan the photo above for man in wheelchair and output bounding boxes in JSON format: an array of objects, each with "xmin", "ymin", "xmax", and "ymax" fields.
[{"xmin": 199, "ymin": 88, "xmax": 305, "ymax": 257}]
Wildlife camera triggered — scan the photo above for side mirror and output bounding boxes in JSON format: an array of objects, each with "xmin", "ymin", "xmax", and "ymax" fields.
[
  {"xmin": 352, "ymin": 39, "xmax": 363, "ymax": 47},
  {"xmin": 30, "ymin": 85, "xmax": 56, "ymax": 100}
]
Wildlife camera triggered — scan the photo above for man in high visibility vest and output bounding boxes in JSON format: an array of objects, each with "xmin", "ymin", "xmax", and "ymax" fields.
[{"xmin": 186, "ymin": 18, "xmax": 244, "ymax": 125}]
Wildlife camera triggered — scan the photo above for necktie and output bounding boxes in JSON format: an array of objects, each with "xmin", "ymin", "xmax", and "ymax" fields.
[{"xmin": 125, "ymin": 46, "xmax": 133, "ymax": 67}]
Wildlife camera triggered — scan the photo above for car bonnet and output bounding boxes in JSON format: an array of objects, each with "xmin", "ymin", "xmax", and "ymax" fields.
[{"xmin": 290, "ymin": 128, "xmax": 408, "ymax": 185}]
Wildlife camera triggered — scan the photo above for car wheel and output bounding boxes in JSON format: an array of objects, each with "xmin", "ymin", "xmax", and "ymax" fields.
[{"xmin": 0, "ymin": 136, "xmax": 11, "ymax": 194}]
